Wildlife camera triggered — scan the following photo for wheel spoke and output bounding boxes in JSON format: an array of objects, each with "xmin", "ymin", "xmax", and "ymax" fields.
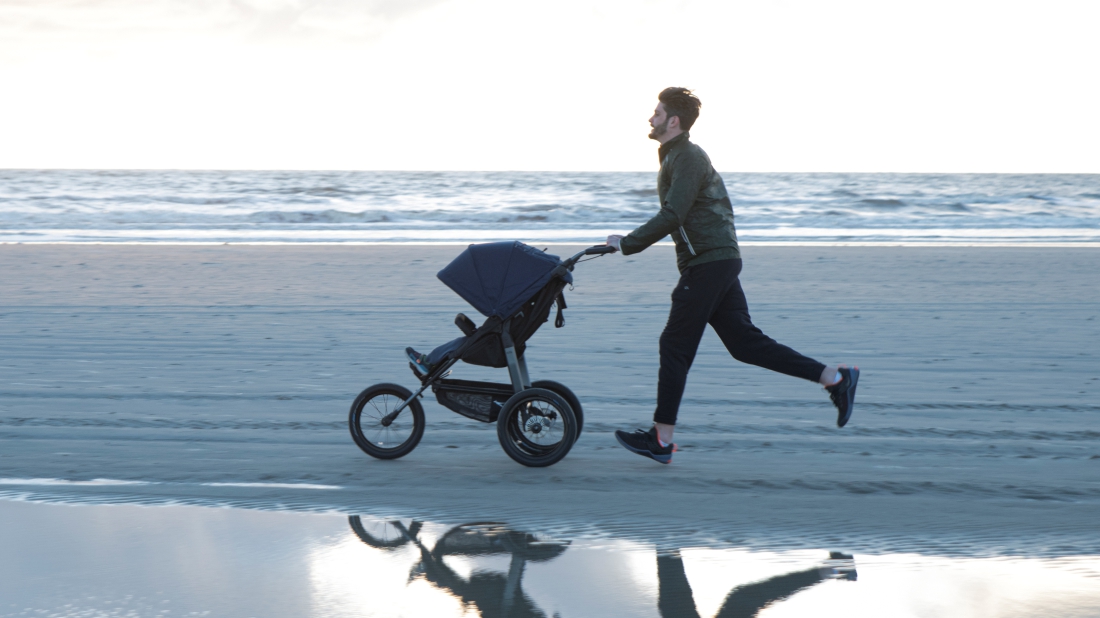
[
  {"xmin": 367, "ymin": 395, "xmax": 387, "ymax": 420},
  {"xmin": 358, "ymin": 391, "xmax": 415, "ymax": 450}
]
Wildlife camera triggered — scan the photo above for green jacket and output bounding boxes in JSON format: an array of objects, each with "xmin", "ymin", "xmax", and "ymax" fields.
[{"xmin": 619, "ymin": 132, "xmax": 740, "ymax": 272}]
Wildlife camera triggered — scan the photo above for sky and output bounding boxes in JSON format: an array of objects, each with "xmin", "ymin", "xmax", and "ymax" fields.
[{"xmin": 0, "ymin": 0, "xmax": 1097, "ymax": 172}]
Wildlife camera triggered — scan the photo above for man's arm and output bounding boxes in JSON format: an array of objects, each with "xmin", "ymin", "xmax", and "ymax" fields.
[{"xmin": 618, "ymin": 151, "xmax": 707, "ymax": 255}]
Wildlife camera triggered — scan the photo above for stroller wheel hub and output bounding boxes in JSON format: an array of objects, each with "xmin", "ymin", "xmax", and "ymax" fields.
[{"xmin": 524, "ymin": 417, "xmax": 547, "ymax": 434}]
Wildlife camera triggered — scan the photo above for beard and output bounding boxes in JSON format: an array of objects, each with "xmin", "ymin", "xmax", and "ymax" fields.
[{"xmin": 648, "ymin": 117, "xmax": 670, "ymax": 141}]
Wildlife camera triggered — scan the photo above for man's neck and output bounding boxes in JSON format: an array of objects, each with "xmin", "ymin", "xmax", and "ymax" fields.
[
  {"xmin": 657, "ymin": 131, "xmax": 689, "ymax": 159},
  {"xmin": 656, "ymin": 127, "xmax": 685, "ymax": 145}
]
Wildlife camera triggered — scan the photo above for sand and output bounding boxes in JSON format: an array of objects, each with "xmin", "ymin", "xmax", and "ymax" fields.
[{"xmin": 1, "ymin": 244, "xmax": 1098, "ymax": 556}]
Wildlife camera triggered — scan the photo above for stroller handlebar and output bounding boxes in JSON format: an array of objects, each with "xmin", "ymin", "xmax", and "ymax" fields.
[
  {"xmin": 584, "ymin": 245, "xmax": 618, "ymax": 256},
  {"xmin": 562, "ymin": 245, "xmax": 617, "ymax": 269}
]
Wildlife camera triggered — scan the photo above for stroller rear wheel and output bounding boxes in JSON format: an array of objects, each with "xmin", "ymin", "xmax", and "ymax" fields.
[
  {"xmin": 349, "ymin": 383, "xmax": 425, "ymax": 459},
  {"xmin": 531, "ymin": 380, "xmax": 583, "ymax": 440},
  {"xmin": 496, "ymin": 388, "xmax": 577, "ymax": 467}
]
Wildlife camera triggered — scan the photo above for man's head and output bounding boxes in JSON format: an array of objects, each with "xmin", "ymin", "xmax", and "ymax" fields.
[{"xmin": 648, "ymin": 87, "xmax": 701, "ymax": 143}]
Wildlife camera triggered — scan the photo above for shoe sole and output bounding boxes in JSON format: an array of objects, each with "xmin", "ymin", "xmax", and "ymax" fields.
[
  {"xmin": 837, "ymin": 367, "xmax": 860, "ymax": 428},
  {"xmin": 615, "ymin": 432, "xmax": 673, "ymax": 464}
]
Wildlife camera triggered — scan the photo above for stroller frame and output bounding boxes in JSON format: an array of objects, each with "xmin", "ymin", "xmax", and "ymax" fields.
[{"xmin": 349, "ymin": 244, "xmax": 615, "ymax": 467}]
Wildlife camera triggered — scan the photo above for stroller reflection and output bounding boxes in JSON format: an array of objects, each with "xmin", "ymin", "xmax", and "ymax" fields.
[
  {"xmin": 656, "ymin": 549, "xmax": 857, "ymax": 618},
  {"xmin": 349, "ymin": 516, "xmax": 569, "ymax": 618}
]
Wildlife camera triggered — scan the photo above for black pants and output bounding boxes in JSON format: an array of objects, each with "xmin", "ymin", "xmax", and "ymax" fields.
[{"xmin": 654, "ymin": 258, "xmax": 825, "ymax": 426}]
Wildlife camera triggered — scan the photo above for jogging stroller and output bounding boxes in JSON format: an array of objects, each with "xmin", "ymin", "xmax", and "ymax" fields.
[{"xmin": 348, "ymin": 241, "xmax": 616, "ymax": 467}]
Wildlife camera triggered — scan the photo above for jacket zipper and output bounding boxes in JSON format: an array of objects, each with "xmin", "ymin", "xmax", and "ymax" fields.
[{"xmin": 679, "ymin": 225, "xmax": 697, "ymax": 256}]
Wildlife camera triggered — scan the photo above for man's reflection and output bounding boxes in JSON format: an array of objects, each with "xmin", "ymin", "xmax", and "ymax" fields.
[
  {"xmin": 349, "ymin": 517, "xmax": 567, "ymax": 618},
  {"xmin": 658, "ymin": 549, "xmax": 857, "ymax": 618}
]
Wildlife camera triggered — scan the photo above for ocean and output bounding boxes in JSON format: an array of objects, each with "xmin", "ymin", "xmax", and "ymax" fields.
[{"xmin": 1, "ymin": 170, "xmax": 1098, "ymax": 244}]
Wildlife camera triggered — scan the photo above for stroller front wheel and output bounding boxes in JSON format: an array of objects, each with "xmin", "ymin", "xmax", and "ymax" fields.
[
  {"xmin": 349, "ymin": 383, "xmax": 425, "ymax": 459},
  {"xmin": 348, "ymin": 516, "xmax": 421, "ymax": 550},
  {"xmin": 496, "ymin": 388, "xmax": 577, "ymax": 467}
]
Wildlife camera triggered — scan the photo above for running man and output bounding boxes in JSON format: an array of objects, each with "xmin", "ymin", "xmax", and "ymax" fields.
[{"xmin": 607, "ymin": 87, "xmax": 859, "ymax": 464}]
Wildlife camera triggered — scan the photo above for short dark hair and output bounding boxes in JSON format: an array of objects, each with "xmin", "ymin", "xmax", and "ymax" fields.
[{"xmin": 658, "ymin": 87, "xmax": 701, "ymax": 131}]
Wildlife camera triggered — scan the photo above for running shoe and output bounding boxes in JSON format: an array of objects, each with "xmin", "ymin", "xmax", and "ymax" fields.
[
  {"xmin": 614, "ymin": 426, "xmax": 676, "ymax": 464},
  {"xmin": 827, "ymin": 366, "xmax": 860, "ymax": 428},
  {"xmin": 405, "ymin": 347, "xmax": 433, "ymax": 373}
]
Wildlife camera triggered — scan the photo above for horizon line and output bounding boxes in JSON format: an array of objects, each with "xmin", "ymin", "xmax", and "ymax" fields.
[{"xmin": 2, "ymin": 168, "xmax": 1098, "ymax": 176}]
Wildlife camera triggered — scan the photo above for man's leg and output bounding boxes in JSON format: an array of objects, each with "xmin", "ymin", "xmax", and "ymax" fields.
[
  {"xmin": 615, "ymin": 262, "xmax": 731, "ymax": 461},
  {"xmin": 707, "ymin": 264, "xmax": 861, "ymax": 426},
  {"xmin": 708, "ymin": 265, "xmax": 826, "ymax": 383},
  {"xmin": 654, "ymin": 264, "xmax": 733, "ymax": 428}
]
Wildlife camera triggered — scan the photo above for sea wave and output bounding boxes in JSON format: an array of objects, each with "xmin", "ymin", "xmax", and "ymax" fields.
[{"xmin": 1, "ymin": 170, "xmax": 1097, "ymax": 244}]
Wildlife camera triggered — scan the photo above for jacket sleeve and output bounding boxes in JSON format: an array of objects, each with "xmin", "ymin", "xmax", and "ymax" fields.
[{"xmin": 619, "ymin": 150, "xmax": 707, "ymax": 255}]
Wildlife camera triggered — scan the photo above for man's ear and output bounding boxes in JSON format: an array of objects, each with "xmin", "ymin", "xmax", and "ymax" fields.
[{"xmin": 667, "ymin": 115, "xmax": 681, "ymax": 131}]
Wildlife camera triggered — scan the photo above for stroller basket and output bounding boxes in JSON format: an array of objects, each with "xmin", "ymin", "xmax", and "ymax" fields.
[{"xmin": 432, "ymin": 378, "xmax": 514, "ymax": 423}]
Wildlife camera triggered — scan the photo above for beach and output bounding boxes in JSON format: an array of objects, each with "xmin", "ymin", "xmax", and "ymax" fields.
[
  {"xmin": 5, "ymin": 0, "xmax": 1099, "ymax": 610},
  {"xmin": 2, "ymin": 243, "xmax": 1099, "ymax": 557}
]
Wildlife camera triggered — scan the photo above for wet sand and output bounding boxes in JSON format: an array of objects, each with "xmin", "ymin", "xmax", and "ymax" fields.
[
  {"xmin": 1, "ymin": 244, "xmax": 1098, "ymax": 556},
  {"xmin": 4, "ymin": 500, "xmax": 1099, "ymax": 618}
]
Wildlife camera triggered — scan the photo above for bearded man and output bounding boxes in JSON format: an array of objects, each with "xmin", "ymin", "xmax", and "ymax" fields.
[{"xmin": 607, "ymin": 87, "xmax": 859, "ymax": 464}]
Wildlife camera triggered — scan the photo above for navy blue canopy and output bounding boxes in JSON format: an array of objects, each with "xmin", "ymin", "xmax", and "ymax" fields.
[{"xmin": 437, "ymin": 241, "xmax": 572, "ymax": 319}]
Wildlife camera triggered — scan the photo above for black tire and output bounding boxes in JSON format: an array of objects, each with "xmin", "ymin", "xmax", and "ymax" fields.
[
  {"xmin": 496, "ymin": 388, "xmax": 577, "ymax": 467},
  {"xmin": 348, "ymin": 516, "xmax": 420, "ymax": 550},
  {"xmin": 349, "ymin": 383, "xmax": 425, "ymax": 459},
  {"xmin": 531, "ymin": 380, "xmax": 584, "ymax": 439}
]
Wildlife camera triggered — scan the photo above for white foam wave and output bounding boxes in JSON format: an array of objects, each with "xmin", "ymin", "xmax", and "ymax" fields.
[
  {"xmin": 0, "ymin": 478, "xmax": 341, "ymax": 490},
  {"xmin": 4, "ymin": 226, "xmax": 1099, "ymax": 245},
  {"xmin": 201, "ymin": 482, "xmax": 342, "ymax": 490},
  {"xmin": 0, "ymin": 477, "xmax": 153, "ymax": 486}
]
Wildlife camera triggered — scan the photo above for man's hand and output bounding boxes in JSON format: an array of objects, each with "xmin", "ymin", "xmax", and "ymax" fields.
[{"xmin": 606, "ymin": 234, "xmax": 624, "ymax": 251}]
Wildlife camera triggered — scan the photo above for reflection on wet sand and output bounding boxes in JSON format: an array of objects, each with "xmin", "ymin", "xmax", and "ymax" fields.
[
  {"xmin": 5, "ymin": 500, "xmax": 1099, "ymax": 618},
  {"xmin": 348, "ymin": 516, "xmax": 856, "ymax": 618},
  {"xmin": 656, "ymin": 549, "xmax": 855, "ymax": 618},
  {"xmin": 349, "ymin": 517, "xmax": 568, "ymax": 618}
]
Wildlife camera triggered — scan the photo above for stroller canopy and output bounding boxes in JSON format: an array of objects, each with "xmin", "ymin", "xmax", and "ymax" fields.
[{"xmin": 437, "ymin": 241, "xmax": 572, "ymax": 319}]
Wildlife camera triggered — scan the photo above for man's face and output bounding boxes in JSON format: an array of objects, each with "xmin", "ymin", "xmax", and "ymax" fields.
[{"xmin": 648, "ymin": 103, "xmax": 670, "ymax": 141}]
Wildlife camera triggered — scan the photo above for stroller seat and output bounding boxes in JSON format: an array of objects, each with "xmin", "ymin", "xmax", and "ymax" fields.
[{"xmin": 416, "ymin": 241, "xmax": 572, "ymax": 371}]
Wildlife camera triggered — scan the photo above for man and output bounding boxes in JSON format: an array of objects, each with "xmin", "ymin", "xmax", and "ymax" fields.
[{"xmin": 607, "ymin": 87, "xmax": 859, "ymax": 464}]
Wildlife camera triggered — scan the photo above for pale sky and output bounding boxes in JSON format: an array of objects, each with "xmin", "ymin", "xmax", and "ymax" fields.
[{"xmin": 1, "ymin": 0, "xmax": 1097, "ymax": 172}]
